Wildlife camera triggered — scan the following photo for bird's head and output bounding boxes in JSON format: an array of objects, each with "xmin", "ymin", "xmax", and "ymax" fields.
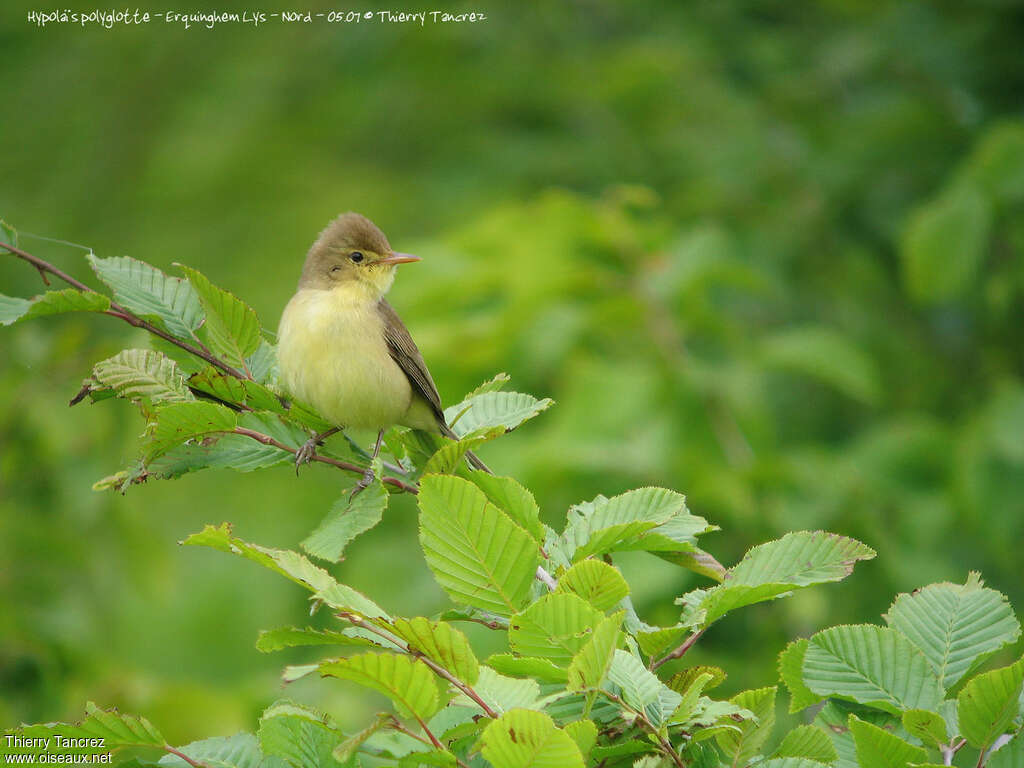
[{"xmin": 298, "ymin": 212, "xmax": 420, "ymax": 296}]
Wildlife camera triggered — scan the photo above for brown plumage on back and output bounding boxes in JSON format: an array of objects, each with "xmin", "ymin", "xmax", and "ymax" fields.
[{"xmin": 377, "ymin": 298, "xmax": 445, "ymax": 425}]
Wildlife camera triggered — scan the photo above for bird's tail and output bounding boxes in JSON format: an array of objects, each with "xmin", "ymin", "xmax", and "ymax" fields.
[{"xmin": 440, "ymin": 423, "xmax": 493, "ymax": 474}]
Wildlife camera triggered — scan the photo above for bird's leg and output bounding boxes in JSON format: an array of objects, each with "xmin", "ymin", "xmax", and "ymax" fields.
[
  {"xmin": 295, "ymin": 426, "xmax": 342, "ymax": 473},
  {"xmin": 352, "ymin": 430, "xmax": 385, "ymax": 496}
]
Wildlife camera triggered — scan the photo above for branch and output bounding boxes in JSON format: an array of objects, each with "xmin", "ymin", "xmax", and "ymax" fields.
[
  {"xmin": 410, "ymin": 713, "xmax": 444, "ymax": 751},
  {"xmin": 651, "ymin": 629, "xmax": 705, "ymax": 671},
  {"xmin": 535, "ymin": 565, "xmax": 558, "ymax": 590},
  {"xmin": 163, "ymin": 745, "xmax": 213, "ymax": 768},
  {"xmin": 596, "ymin": 690, "xmax": 686, "ymax": 768},
  {"xmin": 232, "ymin": 427, "xmax": 419, "ymax": 494},
  {"xmin": 340, "ymin": 613, "xmax": 500, "ymax": 720},
  {"xmin": 1, "ymin": 240, "xmax": 246, "ymax": 379}
]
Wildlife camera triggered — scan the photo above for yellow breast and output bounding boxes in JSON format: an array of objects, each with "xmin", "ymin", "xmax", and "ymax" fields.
[{"xmin": 277, "ymin": 284, "xmax": 415, "ymax": 430}]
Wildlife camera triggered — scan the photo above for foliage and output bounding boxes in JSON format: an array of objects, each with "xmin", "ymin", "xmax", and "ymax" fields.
[
  {"xmin": 4, "ymin": 3, "xmax": 1024, "ymax": 742},
  {"xmin": 3, "ymin": 237, "xmax": 1022, "ymax": 766}
]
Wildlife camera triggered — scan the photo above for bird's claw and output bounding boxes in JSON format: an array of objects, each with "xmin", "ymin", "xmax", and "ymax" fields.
[
  {"xmin": 350, "ymin": 466, "xmax": 377, "ymax": 498},
  {"xmin": 295, "ymin": 437, "xmax": 320, "ymax": 474}
]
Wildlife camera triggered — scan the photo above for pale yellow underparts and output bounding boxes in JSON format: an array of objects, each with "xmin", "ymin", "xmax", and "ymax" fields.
[{"xmin": 277, "ymin": 276, "xmax": 437, "ymax": 432}]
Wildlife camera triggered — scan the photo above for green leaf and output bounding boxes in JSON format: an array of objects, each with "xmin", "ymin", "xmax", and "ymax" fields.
[
  {"xmin": 607, "ymin": 649, "xmax": 682, "ymax": 726},
  {"xmin": 444, "ymin": 391, "xmax": 553, "ymax": 437},
  {"xmin": 901, "ymin": 183, "xmax": 993, "ymax": 304},
  {"xmin": 144, "ymin": 401, "xmax": 237, "ymax": 460},
  {"xmin": 187, "ymin": 368, "xmax": 284, "ymax": 413},
  {"xmin": 7, "ymin": 702, "xmax": 166, "ymax": 760},
  {"xmin": 957, "ymin": 656, "xmax": 1024, "ymax": 750},
  {"xmin": 302, "ymin": 480, "xmax": 388, "ymax": 563},
  {"xmin": 182, "ymin": 523, "xmax": 388, "ymax": 620},
  {"xmin": 480, "ymin": 709, "xmax": 584, "ymax": 768},
  {"xmin": 316, "ymin": 582, "xmax": 392, "ymax": 622},
  {"xmin": 901, "ymin": 709, "xmax": 949, "ymax": 749},
  {"xmin": 471, "ymin": 667, "xmax": 542, "ymax": 714},
  {"xmin": 560, "ymin": 487, "xmax": 687, "ymax": 562},
  {"xmin": 665, "ymin": 671, "xmax": 716, "ymax": 727},
  {"xmin": 621, "ymin": 512, "xmax": 717, "ymax": 555},
  {"xmin": 389, "ymin": 616, "xmax": 480, "ymax": 684},
  {"xmin": 398, "ymin": 748, "xmax": 457, "ymax": 766},
  {"xmin": 773, "ymin": 725, "xmax": 838, "ymax": 763},
  {"xmin": 848, "ymin": 714, "xmax": 926, "ymax": 768},
  {"xmin": 88, "ymin": 254, "xmax": 203, "ymax": 339},
  {"xmin": 715, "ymin": 686, "xmax": 776, "ymax": 768},
  {"xmin": 246, "ymin": 339, "xmax": 278, "ymax": 384},
  {"xmin": 92, "ymin": 349, "xmax": 193, "ymax": 405},
  {"xmin": 467, "ymin": 471, "xmax": 545, "ymax": 544},
  {"xmin": 658, "ymin": 547, "xmax": 728, "ymax": 582},
  {"xmin": 158, "ymin": 733, "xmax": 264, "ymax": 768},
  {"xmin": 813, "ymin": 701, "xmax": 898, "ymax": 768},
  {"xmin": 779, "ymin": 638, "xmax": 823, "ymax": 713},
  {"xmin": 758, "ymin": 760, "xmax": 831, "ymax": 768},
  {"xmin": 146, "ymin": 433, "xmax": 291, "ymax": 478},
  {"xmin": 988, "ymin": 733, "xmax": 1024, "ymax": 768},
  {"xmin": 0, "ymin": 288, "xmax": 111, "ymax": 326},
  {"xmin": 0, "ymin": 294, "xmax": 30, "ymax": 325},
  {"xmin": 761, "ymin": 325, "xmax": 881, "ymax": 405},
  {"xmin": 485, "ymin": 654, "xmax": 568, "ymax": 684},
  {"xmin": 557, "ymin": 559, "xmax": 629, "ymax": 611},
  {"xmin": 255, "ymin": 626, "xmax": 375, "ymax": 652},
  {"xmin": 465, "ymin": 372, "xmax": 511, "ymax": 398},
  {"xmin": 423, "ymin": 427, "xmax": 503, "ymax": 475},
  {"xmin": 258, "ymin": 700, "xmax": 345, "ymax": 768},
  {"xmin": 563, "ymin": 720, "xmax": 597, "ymax": 761},
  {"xmin": 884, "ymin": 572, "xmax": 1021, "ymax": 689},
  {"xmin": 178, "ymin": 264, "xmax": 261, "ymax": 367},
  {"xmin": 683, "ymin": 532, "xmax": 876, "ymax": 625},
  {"xmin": 332, "ymin": 714, "xmax": 390, "ymax": 764},
  {"xmin": 418, "ymin": 474, "xmax": 540, "ymax": 616},
  {"xmin": 0, "ymin": 217, "xmax": 17, "ymax": 246},
  {"xmin": 802, "ymin": 624, "xmax": 944, "ymax": 714},
  {"xmin": 509, "ymin": 592, "xmax": 605, "ymax": 666},
  {"xmin": 636, "ymin": 624, "xmax": 686, "ymax": 657},
  {"xmin": 567, "ymin": 611, "xmax": 623, "ymax": 691},
  {"xmin": 320, "ymin": 652, "xmax": 440, "ymax": 721},
  {"xmin": 668, "ymin": 666, "xmax": 727, "ymax": 695},
  {"xmin": 590, "ymin": 740, "xmax": 657, "ymax": 761}
]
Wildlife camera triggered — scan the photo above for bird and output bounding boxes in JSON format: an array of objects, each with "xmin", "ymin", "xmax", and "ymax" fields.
[{"xmin": 276, "ymin": 212, "xmax": 488, "ymax": 489}]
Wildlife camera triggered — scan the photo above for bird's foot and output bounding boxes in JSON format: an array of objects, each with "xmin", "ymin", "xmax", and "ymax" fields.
[
  {"xmin": 350, "ymin": 466, "xmax": 377, "ymax": 498},
  {"xmin": 295, "ymin": 436, "xmax": 320, "ymax": 474},
  {"xmin": 294, "ymin": 426, "xmax": 344, "ymax": 475}
]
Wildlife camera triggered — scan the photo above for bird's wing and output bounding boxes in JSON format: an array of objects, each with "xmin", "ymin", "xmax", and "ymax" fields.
[{"xmin": 377, "ymin": 298, "xmax": 446, "ymax": 426}]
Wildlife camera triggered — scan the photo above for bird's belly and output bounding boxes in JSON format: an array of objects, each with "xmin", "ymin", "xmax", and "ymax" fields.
[{"xmin": 277, "ymin": 290, "xmax": 413, "ymax": 430}]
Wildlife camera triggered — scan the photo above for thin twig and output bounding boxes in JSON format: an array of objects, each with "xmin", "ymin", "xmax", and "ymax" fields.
[
  {"xmin": 341, "ymin": 613, "xmax": 500, "ymax": 720},
  {"xmin": 387, "ymin": 718, "xmax": 469, "ymax": 767},
  {"xmin": 1, "ymin": 240, "xmax": 246, "ymax": 379},
  {"xmin": 163, "ymin": 745, "xmax": 213, "ymax": 768},
  {"xmin": 410, "ymin": 651, "xmax": 499, "ymax": 720},
  {"xmin": 233, "ymin": 427, "xmax": 419, "ymax": 494},
  {"xmin": 651, "ymin": 629, "xmax": 705, "ymax": 671},
  {"xmin": 411, "ymin": 713, "xmax": 444, "ymax": 750},
  {"xmin": 941, "ymin": 737, "xmax": 966, "ymax": 766},
  {"xmin": 597, "ymin": 690, "xmax": 686, "ymax": 768},
  {"xmin": 387, "ymin": 718, "xmax": 434, "ymax": 749}
]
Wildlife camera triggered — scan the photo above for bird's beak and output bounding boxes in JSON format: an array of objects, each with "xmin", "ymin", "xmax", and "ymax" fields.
[{"xmin": 376, "ymin": 252, "xmax": 421, "ymax": 265}]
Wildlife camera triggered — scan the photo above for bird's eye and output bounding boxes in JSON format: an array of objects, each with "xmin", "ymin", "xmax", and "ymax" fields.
[{"xmin": 350, "ymin": 251, "xmax": 365, "ymax": 263}]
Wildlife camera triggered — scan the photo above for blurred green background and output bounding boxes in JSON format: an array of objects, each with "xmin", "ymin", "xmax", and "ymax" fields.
[{"xmin": 3, "ymin": 0, "xmax": 1024, "ymax": 744}]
